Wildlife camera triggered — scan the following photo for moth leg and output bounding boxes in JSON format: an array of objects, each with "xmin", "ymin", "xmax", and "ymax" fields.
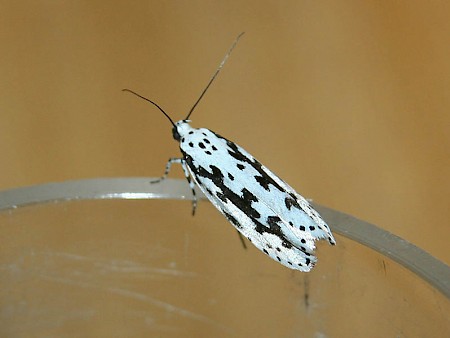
[
  {"xmin": 236, "ymin": 230, "xmax": 248, "ymax": 250},
  {"xmin": 150, "ymin": 157, "xmax": 183, "ymax": 184},
  {"xmin": 179, "ymin": 159, "xmax": 197, "ymax": 216},
  {"xmin": 151, "ymin": 157, "xmax": 197, "ymax": 215}
]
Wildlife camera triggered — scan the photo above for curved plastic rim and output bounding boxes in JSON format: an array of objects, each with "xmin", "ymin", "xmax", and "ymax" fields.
[{"xmin": 0, "ymin": 177, "xmax": 448, "ymax": 298}]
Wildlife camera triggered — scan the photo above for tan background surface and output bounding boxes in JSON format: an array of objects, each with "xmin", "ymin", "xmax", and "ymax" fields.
[{"xmin": 1, "ymin": 0, "xmax": 449, "ymax": 271}]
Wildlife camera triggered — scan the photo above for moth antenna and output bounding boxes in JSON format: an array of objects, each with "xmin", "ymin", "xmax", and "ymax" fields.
[
  {"xmin": 185, "ymin": 32, "xmax": 245, "ymax": 120},
  {"xmin": 122, "ymin": 89, "xmax": 176, "ymax": 128}
]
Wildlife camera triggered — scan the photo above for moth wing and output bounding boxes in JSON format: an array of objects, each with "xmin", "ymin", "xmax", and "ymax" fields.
[
  {"xmin": 183, "ymin": 128, "xmax": 335, "ymax": 246},
  {"xmin": 192, "ymin": 178, "xmax": 317, "ymax": 272},
  {"xmin": 180, "ymin": 128, "xmax": 333, "ymax": 271}
]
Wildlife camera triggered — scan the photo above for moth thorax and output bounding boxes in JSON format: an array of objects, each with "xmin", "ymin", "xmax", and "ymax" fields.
[{"xmin": 174, "ymin": 120, "xmax": 193, "ymax": 140}]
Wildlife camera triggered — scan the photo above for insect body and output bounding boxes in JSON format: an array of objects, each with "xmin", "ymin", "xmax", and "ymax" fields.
[{"xmin": 124, "ymin": 33, "xmax": 335, "ymax": 272}]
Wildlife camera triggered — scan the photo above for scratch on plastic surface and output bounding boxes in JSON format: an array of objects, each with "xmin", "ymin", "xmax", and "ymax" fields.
[
  {"xmin": 40, "ymin": 275, "xmax": 230, "ymax": 333},
  {"xmin": 49, "ymin": 251, "xmax": 197, "ymax": 277}
]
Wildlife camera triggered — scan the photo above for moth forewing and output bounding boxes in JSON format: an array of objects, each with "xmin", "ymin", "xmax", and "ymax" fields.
[{"xmin": 176, "ymin": 123, "xmax": 335, "ymax": 271}]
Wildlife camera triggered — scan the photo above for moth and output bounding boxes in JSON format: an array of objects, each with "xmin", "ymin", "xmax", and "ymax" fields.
[{"xmin": 124, "ymin": 33, "xmax": 335, "ymax": 271}]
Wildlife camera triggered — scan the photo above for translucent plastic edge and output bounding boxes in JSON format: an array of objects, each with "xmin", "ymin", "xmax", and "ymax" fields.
[{"xmin": 0, "ymin": 177, "xmax": 448, "ymax": 298}]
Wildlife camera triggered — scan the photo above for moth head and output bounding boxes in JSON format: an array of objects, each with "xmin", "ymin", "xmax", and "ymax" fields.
[
  {"xmin": 173, "ymin": 120, "xmax": 192, "ymax": 141},
  {"xmin": 172, "ymin": 126, "xmax": 181, "ymax": 141}
]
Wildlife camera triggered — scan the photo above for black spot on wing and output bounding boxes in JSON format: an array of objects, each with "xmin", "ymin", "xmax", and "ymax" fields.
[
  {"xmin": 282, "ymin": 241, "xmax": 293, "ymax": 249},
  {"xmin": 237, "ymin": 163, "xmax": 245, "ymax": 170},
  {"xmin": 221, "ymin": 137, "xmax": 287, "ymax": 193},
  {"xmin": 285, "ymin": 196, "xmax": 300, "ymax": 210},
  {"xmin": 216, "ymin": 191, "xmax": 227, "ymax": 202},
  {"xmin": 267, "ymin": 216, "xmax": 281, "ymax": 226},
  {"xmin": 223, "ymin": 211, "xmax": 242, "ymax": 229},
  {"xmin": 203, "ymin": 138, "xmax": 210, "ymax": 144},
  {"xmin": 254, "ymin": 216, "xmax": 293, "ymax": 249},
  {"xmin": 254, "ymin": 175, "xmax": 272, "ymax": 191},
  {"xmin": 199, "ymin": 142, "xmax": 205, "ymax": 149},
  {"xmin": 192, "ymin": 163, "xmax": 261, "ymax": 219},
  {"xmin": 228, "ymin": 173, "xmax": 234, "ymax": 181},
  {"xmin": 242, "ymin": 188, "xmax": 258, "ymax": 203}
]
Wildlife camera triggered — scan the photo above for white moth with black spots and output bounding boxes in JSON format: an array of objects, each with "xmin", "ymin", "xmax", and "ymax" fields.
[{"xmin": 124, "ymin": 33, "xmax": 335, "ymax": 272}]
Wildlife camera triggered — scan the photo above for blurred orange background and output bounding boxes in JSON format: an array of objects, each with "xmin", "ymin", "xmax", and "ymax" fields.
[{"xmin": 1, "ymin": 0, "xmax": 449, "ymax": 267}]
